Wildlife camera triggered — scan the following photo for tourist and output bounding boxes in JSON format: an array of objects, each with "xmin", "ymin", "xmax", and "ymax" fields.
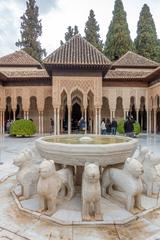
[
  {"xmin": 101, "ymin": 119, "xmax": 106, "ymax": 135},
  {"xmin": 50, "ymin": 118, "xmax": 54, "ymax": 134},
  {"xmin": 111, "ymin": 118, "xmax": 117, "ymax": 135},
  {"xmin": 6, "ymin": 120, "xmax": 11, "ymax": 133},
  {"xmin": 105, "ymin": 118, "xmax": 111, "ymax": 135},
  {"xmin": 79, "ymin": 116, "xmax": 85, "ymax": 133},
  {"xmin": 124, "ymin": 116, "xmax": 134, "ymax": 137}
]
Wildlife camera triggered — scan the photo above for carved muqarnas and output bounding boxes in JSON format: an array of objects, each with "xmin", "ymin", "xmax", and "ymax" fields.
[
  {"xmin": 82, "ymin": 163, "xmax": 103, "ymax": 221},
  {"xmin": 13, "ymin": 149, "xmax": 39, "ymax": 200},
  {"xmin": 37, "ymin": 160, "xmax": 62, "ymax": 216},
  {"xmin": 102, "ymin": 158, "xmax": 144, "ymax": 212}
]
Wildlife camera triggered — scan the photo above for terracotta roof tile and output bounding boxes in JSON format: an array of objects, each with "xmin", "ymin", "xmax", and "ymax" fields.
[
  {"xmin": 0, "ymin": 50, "xmax": 41, "ymax": 67},
  {"xmin": 44, "ymin": 34, "xmax": 111, "ymax": 66},
  {"xmin": 112, "ymin": 51, "xmax": 159, "ymax": 67},
  {"xmin": 0, "ymin": 69, "xmax": 49, "ymax": 79},
  {"xmin": 105, "ymin": 69, "xmax": 153, "ymax": 79}
]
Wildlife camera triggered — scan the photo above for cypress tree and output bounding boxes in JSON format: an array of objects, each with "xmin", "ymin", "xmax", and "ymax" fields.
[
  {"xmin": 16, "ymin": 0, "xmax": 46, "ymax": 61},
  {"xmin": 135, "ymin": 4, "xmax": 159, "ymax": 61},
  {"xmin": 60, "ymin": 25, "xmax": 79, "ymax": 45},
  {"xmin": 104, "ymin": 0, "xmax": 133, "ymax": 60},
  {"xmin": 84, "ymin": 9, "xmax": 103, "ymax": 51}
]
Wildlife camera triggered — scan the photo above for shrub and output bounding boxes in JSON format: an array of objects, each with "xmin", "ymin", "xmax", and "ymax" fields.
[
  {"xmin": 117, "ymin": 120, "xmax": 125, "ymax": 134},
  {"xmin": 133, "ymin": 122, "xmax": 141, "ymax": 135},
  {"xmin": 117, "ymin": 119, "xmax": 141, "ymax": 135},
  {"xmin": 10, "ymin": 119, "xmax": 36, "ymax": 137}
]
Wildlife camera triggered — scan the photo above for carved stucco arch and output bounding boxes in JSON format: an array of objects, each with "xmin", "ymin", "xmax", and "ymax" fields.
[{"xmin": 70, "ymin": 88, "xmax": 84, "ymax": 108}]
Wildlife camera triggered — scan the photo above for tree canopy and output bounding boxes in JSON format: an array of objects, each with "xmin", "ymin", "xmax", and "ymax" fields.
[
  {"xmin": 84, "ymin": 9, "xmax": 103, "ymax": 51},
  {"xmin": 16, "ymin": 0, "xmax": 46, "ymax": 61},
  {"xmin": 104, "ymin": 0, "xmax": 133, "ymax": 60},
  {"xmin": 134, "ymin": 4, "xmax": 159, "ymax": 62}
]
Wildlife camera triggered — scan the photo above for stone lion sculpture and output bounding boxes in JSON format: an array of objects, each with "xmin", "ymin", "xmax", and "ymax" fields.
[
  {"xmin": 82, "ymin": 163, "xmax": 102, "ymax": 221},
  {"xmin": 140, "ymin": 151, "xmax": 160, "ymax": 197},
  {"xmin": 57, "ymin": 166, "xmax": 75, "ymax": 200},
  {"xmin": 136, "ymin": 146, "xmax": 150, "ymax": 163},
  {"xmin": 37, "ymin": 160, "xmax": 62, "ymax": 216},
  {"xmin": 13, "ymin": 148, "xmax": 39, "ymax": 200},
  {"xmin": 102, "ymin": 158, "xmax": 144, "ymax": 212}
]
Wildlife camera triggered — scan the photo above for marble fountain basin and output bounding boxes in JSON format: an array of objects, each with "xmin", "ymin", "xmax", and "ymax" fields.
[{"xmin": 35, "ymin": 135, "xmax": 138, "ymax": 166}]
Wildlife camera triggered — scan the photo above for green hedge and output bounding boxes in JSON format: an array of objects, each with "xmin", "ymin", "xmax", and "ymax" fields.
[
  {"xmin": 117, "ymin": 119, "xmax": 141, "ymax": 135},
  {"xmin": 10, "ymin": 119, "xmax": 36, "ymax": 137}
]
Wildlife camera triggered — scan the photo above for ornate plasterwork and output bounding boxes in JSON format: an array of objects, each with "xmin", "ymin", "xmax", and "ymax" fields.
[{"xmin": 52, "ymin": 75, "xmax": 102, "ymax": 108}]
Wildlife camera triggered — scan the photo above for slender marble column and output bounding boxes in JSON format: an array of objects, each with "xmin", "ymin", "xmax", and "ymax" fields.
[
  {"xmin": 54, "ymin": 108, "xmax": 57, "ymax": 135},
  {"xmin": 68, "ymin": 107, "xmax": 71, "ymax": 135},
  {"xmin": 95, "ymin": 108, "xmax": 98, "ymax": 135},
  {"xmin": 0, "ymin": 111, "xmax": 2, "ymax": 134},
  {"xmin": 57, "ymin": 108, "xmax": 60, "ymax": 135},
  {"xmin": 2, "ymin": 111, "xmax": 4, "ymax": 134},
  {"xmin": 84, "ymin": 108, "xmax": 87, "ymax": 134},
  {"xmin": 146, "ymin": 110, "xmax": 148, "ymax": 134},
  {"xmin": 38, "ymin": 111, "xmax": 41, "ymax": 134},
  {"xmin": 154, "ymin": 109, "xmax": 157, "ymax": 135},
  {"xmin": 13, "ymin": 110, "xmax": 16, "ymax": 121},
  {"xmin": 99, "ymin": 108, "xmax": 101, "ymax": 135},
  {"xmin": 41, "ymin": 111, "xmax": 44, "ymax": 134}
]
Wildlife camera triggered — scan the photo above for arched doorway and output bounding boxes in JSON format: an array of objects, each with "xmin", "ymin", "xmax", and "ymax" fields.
[
  {"xmin": 101, "ymin": 97, "xmax": 110, "ymax": 121},
  {"xmin": 87, "ymin": 90, "xmax": 94, "ymax": 133},
  {"xmin": 115, "ymin": 97, "xmax": 124, "ymax": 120},
  {"xmin": 29, "ymin": 96, "xmax": 39, "ymax": 131},
  {"xmin": 71, "ymin": 89, "xmax": 83, "ymax": 133},
  {"xmin": 72, "ymin": 102, "xmax": 82, "ymax": 131},
  {"xmin": 43, "ymin": 97, "xmax": 54, "ymax": 133},
  {"xmin": 5, "ymin": 96, "xmax": 13, "ymax": 132},
  {"xmin": 60, "ymin": 90, "xmax": 68, "ymax": 133},
  {"xmin": 129, "ymin": 96, "xmax": 136, "ymax": 120},
  {"xmin": 139, "ymin": 96, "xmax": 147, "ymax": 131},
  {"xmin": 16, "ymin": 96, "xmax": 24, "ymax": 120}
]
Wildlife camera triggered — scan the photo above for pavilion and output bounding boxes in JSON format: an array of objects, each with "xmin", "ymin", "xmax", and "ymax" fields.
[{"xmin": 0, "ymin": 34, "xmax": 160, "ymax": 134}]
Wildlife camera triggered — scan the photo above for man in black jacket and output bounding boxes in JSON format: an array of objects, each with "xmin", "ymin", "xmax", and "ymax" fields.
[{"xmin": 124, "ymin": 117, "xmax": 134, "ymax": 137}]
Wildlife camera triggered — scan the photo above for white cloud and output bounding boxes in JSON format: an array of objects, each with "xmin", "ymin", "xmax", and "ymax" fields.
[{"xmin": 0, "ymin": 0, "xmax": 160, "ymax": 57}]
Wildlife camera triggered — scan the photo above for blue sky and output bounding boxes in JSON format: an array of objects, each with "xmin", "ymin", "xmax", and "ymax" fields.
[{"xmin": 0, "ymin": 0, "xmax": 160, "ymax": 57}]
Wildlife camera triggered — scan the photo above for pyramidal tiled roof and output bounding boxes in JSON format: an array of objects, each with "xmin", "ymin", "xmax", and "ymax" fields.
[
  {"xmin": 44, "ymin": 34, "xmax": 111, "ymax": 66},
  {"xmin": 113, "ymin": 51, "xmax": 159, "ymax": 68},
  {"xmin": 0, "ymin": 50, "xmax": 41, "ymax": 67}
]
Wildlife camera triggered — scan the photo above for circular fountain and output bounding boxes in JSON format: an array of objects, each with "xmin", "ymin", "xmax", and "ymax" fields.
[
  {"xmin": 13, "ymin": 134, "xmax": 153, "ymax": 226},
  {"xmin": 35, "ymin": 135, "xmax": 138, "ymax": 166}
]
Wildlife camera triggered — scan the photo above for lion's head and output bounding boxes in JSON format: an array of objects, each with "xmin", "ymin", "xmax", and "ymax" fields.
[
  {"xmin": 13, "ymin": 149, "xmax": 32, "ymax": 167},
  {"xmin": 39, "ymin": 160, "xmax": 56, "ymax": 179},
  {"xmin": 124, "ymin": 158, "xmax": 143, "ymax": 178},
  {"xmin": 84, "ymin": 163, "xmax": 100, "ymax": 183}
]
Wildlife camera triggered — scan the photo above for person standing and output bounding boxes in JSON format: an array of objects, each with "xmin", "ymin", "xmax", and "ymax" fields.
[
  {"xmin": 124, "ymin": 117, "xmax": 134, "ymax": 137},
  {"xmin": 79, "ymin": 117, "xmax": 85, "ymax": 133},
  {"xmin": 111, "ymin": 118, "xmax": 117, "ymax": 135},
  {"xmin": 101, "ymin": 119, "xmax": 106, "ymax": 135},
  {"xmin": 50, "ymin": 118, "xmax": 54, "ymax": 134},
  {"xmin": 105, "ymin": 118, "xmax": 111, "ymax": 135}
]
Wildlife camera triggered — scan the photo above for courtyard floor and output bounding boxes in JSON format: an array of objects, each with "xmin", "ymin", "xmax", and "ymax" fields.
[{"xmin": 0, "ymin": 134, "xmax": 160, "ymax": 239}]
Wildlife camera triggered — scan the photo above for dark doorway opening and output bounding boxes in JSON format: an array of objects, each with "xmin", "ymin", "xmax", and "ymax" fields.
[{"xmin": 71, "ymin": 103, "xmax": 82, "ymax": 132}]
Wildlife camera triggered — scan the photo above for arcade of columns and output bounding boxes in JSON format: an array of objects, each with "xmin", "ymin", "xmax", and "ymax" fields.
[{"xmin": 0, "ymin": 80, "xmax": 160, "ymax": 135}]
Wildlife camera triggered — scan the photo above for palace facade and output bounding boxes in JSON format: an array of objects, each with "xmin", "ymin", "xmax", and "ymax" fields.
[{"xmin": 0, "ymin": 35, "xmax": 160, "ymax": 134}]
